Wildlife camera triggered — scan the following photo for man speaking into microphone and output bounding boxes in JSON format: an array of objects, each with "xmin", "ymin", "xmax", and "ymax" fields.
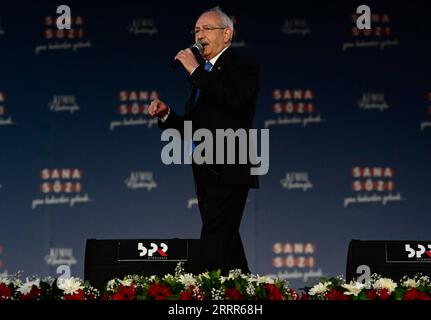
[{"xmin": 148, "ymin": 6, "xmax": 260, "ymax": 275}]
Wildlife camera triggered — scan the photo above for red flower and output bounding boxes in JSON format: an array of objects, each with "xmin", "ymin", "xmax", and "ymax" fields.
[
  {"xmin": 20, "ymin": 287, "xmax": 42, "ymax": 300},
  {"xmin": 324, "ymin": 289, "xmax": 350, "ymax": 300},
  {"xmin": 111, "ymin": 285, "xmax": 137, "ymax": 300},
  {"xmin": 366, "ymin": 289, "xmax": 390, "ymax": 300},
  {"xmin": 264, "ymin": 284, "xmax": 283, "ymax": 300},
  {"xmin": 0, "ymin": 283, "xmax": 13, "ymax": 300},
  {"xmin": 404, "ymin": 289, "xmax": 431, "ymax": 300},
  {"xmin": 180, "ymin": 290, "xmax": 193, "ymax": 300},
  {"xmin": 147, "ymin": 283, "xmax": 173, "ymax": 301},
  {"xmin": 64, "ymin": 289, "xmax": 85, "ymax": 300},
  {"xmin": 225, "ymin": 288, "xmax": 244, "ymax": 300}
]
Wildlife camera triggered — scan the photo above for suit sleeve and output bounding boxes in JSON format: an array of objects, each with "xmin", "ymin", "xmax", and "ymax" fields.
[{"xmin": 188, "ymin": 57, "xmax": 259, "ymax": 115}]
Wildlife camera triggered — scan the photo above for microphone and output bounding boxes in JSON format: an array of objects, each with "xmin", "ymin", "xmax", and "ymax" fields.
[{"xmin": 172, "ymin": 42, "xmax": 203, "ymax": 68}]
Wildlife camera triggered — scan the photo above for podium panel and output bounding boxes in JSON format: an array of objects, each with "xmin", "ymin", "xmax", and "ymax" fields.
[
  {"xmin": 85, "ymin": 238, "xmax": 200, "ymax": 290},
  {"xmin": 346, "ymin": 240, "xmax": 431, "ymax": 282}
]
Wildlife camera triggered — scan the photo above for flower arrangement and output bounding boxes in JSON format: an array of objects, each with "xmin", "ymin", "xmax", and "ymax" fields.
[
  {"xmin": 102, "ymin": 263, "xmax": 296, "ymax": 300},
  {"xmin": 303, "ymin": 274, "xmax": 431, "ymax": 300},
  {"xmin": 0, "ymin": 274, "xmax": 99, "ymax": 301},
  {"xmin": 2, "ymin": 264, "xmax": 430, "ymax": 301}
]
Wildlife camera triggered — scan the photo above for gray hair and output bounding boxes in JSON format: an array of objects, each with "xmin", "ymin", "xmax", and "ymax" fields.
[{"xmin": 201, "ymin": 6, "xmax": 234, "ymax": 40}]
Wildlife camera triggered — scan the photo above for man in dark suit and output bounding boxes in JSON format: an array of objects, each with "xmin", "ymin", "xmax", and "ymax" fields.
[{"xmin": 149, "ymin": 7, "xmax": 259, "ymax": 274}]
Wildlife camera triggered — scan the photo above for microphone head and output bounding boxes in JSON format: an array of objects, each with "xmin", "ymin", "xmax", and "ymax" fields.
[
  {"xmin": 172, "ymin": 42, "xmax": 204, "ymax": 68},
  {"xmin": 192, "ymin": 41, "xmax": 203, "ymax": 53}
]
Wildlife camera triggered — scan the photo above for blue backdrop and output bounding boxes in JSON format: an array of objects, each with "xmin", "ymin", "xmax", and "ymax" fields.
[{"xmin": 0, "ymin": 0, "xmax": 430, "ymax": 289}]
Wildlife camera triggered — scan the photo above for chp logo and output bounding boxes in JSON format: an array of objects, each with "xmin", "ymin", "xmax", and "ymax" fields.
[
  {"xmin": 125, "ymin": 171, "xmax": 157, "ymax": 191},
  {"xmin": 265, "ymin": 89, "xmax": 325, "ymax": 128},
  {"xmin": 281, "ymin": 18, "xmax": 311, "ymax": 36},
  {"xmin": 270, "ymin": 242, "xmax": 323, "ymax": 283},
  {"xmin": 138, "ymin": 242, "xmax": 168, "ymax": 260},
  {"xmin": 343, "ymin": 11, "xmax": 399, "ymax": 51},
  {"xmin": 128, "ymin": 18, "xmax": 158, "ymax": 36},
  {"xmin": 357, "ymin": 93, "xmax": 389, "ymax": 112},
  {"xmin": 35, "ymin": 14, "xmax": 92, "ymax": 54},
  {"xmin": 344, "ymin": 166, "xmax": 405, "ymax": 208},
  {"xmin": 404, "ymin": 243, "xmax": 431, "ymax": 261},
  {"xmin": 420, "ymin": 92, "xmax": 431, "ymax": 131},
  {"xmin": 110, "ymin": 90, "xmax": 159, "ymax": 130},
  {"xmin": 45, "ymin": 248, "xmax": 77, "ymax": 266},
  {"xmin": 32, "ymin": 168, "xmax": 93, "ymax": 209},
  {"xmin": 0, "ymin": 91, "xmax": 16, "ymax": 127},
  {"xmin": 280, "ymin": 172, "xmax": 313, "ymax": 191},
  {"xmin": 48, "ymin": 95, "xmax": 80, "ymax": 114}
]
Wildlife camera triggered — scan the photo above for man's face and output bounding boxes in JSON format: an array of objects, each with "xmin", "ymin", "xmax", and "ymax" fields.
[{"xmin": 194, "ymin": 12, "xmax": 231, "ymax": 60}]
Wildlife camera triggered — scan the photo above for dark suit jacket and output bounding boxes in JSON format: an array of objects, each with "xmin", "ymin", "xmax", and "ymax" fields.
[{"xmin": 159, "ymin": 47, "xmax": 260, "ymax": 188}]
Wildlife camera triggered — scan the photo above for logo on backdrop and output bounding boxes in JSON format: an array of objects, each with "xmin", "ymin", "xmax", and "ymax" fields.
[
  {"xmin": 32, "ymin": 168, "xmax": 93, "ymax": 209},
  {"xmin": 45, "ymin": 248, "xmax": 77, "ymax": 266},
  {"xmin": 128, "ymin": 19, "xmax": 158, "ymax": 36},
  {"xmin": 230, "ymin": 16, "xmax": 246, "ymax": 48},
  {"xmin": 270, "ymin": 242, "xmax": 323, "ymax": 283},
  {"xmin": 187, "ymin": 197, "xmax": 198, "ymax": 209},
  {"xmin": 138, "ymin": 242, "xmax": 168, "ymax": 260},
  {"xmin": 403, "ymin": 243, "xmax": 431, "ymax": 262},
  {"xmin": 125, "ymin": 171, "xmax": 157, "ymax": 191},
  {"xmin": 280, "ymin": 172, "xmax": 313, "ymax": 191},
  {"xmin": 357, "ymin": 93, "xmax": 389, "ymax": 111},
  {"xmin": 281, "ymin": 18, "xmax": 311, "ymax": 36},
  {"xmin": 0, "ymin": 244, "xmax": 3, "ymax": 269},
  {"xmin": 0, "ymin": 20, "xmax": 5, "ymax": 35},
  {"xmin": 110, "ymin": 90, "xmax": 159, "ymax": 130},
  {"xmin": 0, "ymin": 92, "xmax": 16, "ymax": 127},
  {"xmin": 48, "ymin": 95, "xmax": 80, "ymax": 114},
  {"xmin": 342, "ymin": 10, "xmax": 399, "ymax": 51},
  {"xmin": 420, "ymin": 92, "xmax": 431, "ymax": 131},
  {"xmin": 265, "ymin": 89, "xmax": 325, "ymax": 128},
  {"xmin": 35, "ymin": 14, "xmax": 92, "ymax": 54},
  {"xmin": 344, "ymin": 166, "xmax": 405, "ymax": 208}
]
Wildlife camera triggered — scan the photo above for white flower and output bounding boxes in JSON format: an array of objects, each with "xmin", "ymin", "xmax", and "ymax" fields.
[
  {"xmin": 178, "ymin": 274, "xmax": 196, "ymax": 288},
  {"xmin": 0, "ymin": 277, "xmax": 12, "ymax": 286},
  {"xmin": 17, "ymin": 279, "xmax": 40, "ymax": 295},
  {"xmin": 309, "ymin": 281, "xmax": 330, "ymax": 296},
  {"xmin": 211, "ymin": 288, "xmax": 224, "ymax": 300},
  {"xmin": 106, "ymin": 279, "xmax": 117, "ymax": 291},
  {"xmin": 227, "ymin": 269, "xmax": 243, "ymax": 280},
  {"xmin": 342, "ymin": 282, "xmax": 365, "ymax": 296},
  {"xmin": 0, "ymin": 276, "xmax": 22, "ymax": 287},
  {"xmin": 373, "ymin": 278, "xmax": 397, "ymax": 293},
  {"xmin": 246, "ymin": 283, "xmax": 256, "ymax": 296},
  {"xmin": 57, "ymin": 277, "xmax": 84, "ymax": 295},
  {"xmin": 419, "ymin": 276, "xmax": 430, "ymax": 285},
  {"xmin": 119, "ymin": 278, "xmax": 134, "ymax": 287},
  {"xmin": 402, "ymin": 279, "xmax": 418, "ymax": 289},
  {"xmin": 256, "ymin": 275, "xmax": 275, "ymax": 285},
  {"xmin": 163, "ymin": 274, "xmax": 175, "ymax": 281},
  {"xmin": 201, "ymin": 272, "xmax": 211, "ymax": 279}
]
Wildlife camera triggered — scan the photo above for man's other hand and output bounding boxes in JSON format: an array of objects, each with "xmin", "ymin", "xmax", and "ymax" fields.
[{"xmin": 148, "ymin": 98, "xmax": 169, "ymax": 118}]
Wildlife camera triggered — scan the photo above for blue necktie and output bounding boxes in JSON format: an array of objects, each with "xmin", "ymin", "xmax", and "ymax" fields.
[
  {"xmin": 194, "ymin": 61, "xmax": 213, "ymax": 104},
  {"xmin": 190, "ymin": 61, "xmax": 213, "ymax": 156}
]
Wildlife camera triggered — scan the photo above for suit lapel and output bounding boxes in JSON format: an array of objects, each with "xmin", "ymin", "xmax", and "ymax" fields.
[{"xmin": 187, "ymin": 47, "xmax": 234, "ymax": 111}]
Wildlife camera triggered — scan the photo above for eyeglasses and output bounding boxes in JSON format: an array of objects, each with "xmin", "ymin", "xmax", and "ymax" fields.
[{"xmin": 191, "ymin": 26, "xmax": 226, "ymax": 35}]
